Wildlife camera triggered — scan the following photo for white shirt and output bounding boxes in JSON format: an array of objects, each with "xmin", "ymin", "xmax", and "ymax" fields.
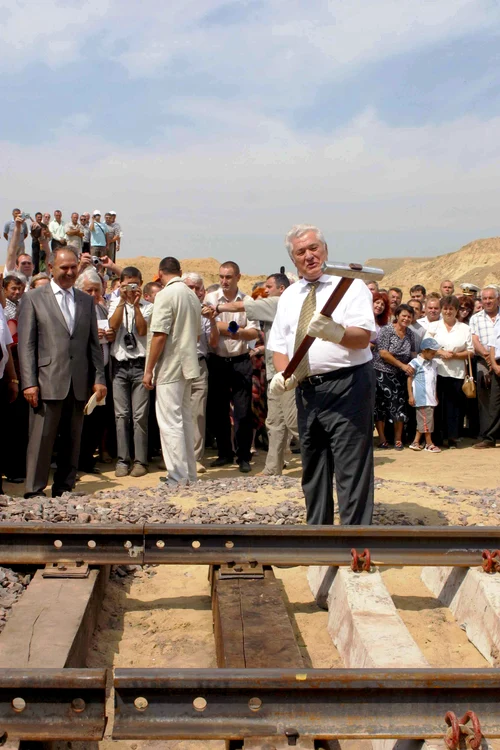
[
  {"xmin": 488, "ymin": 317, "xmax": 500, "ymax": 360},
  {"xmin": 424, "ymin": 319, "xmax": 473, "ymax": 379},
  {"xmin": 204, "ymin": 288, "xmax": 259, "ymax": 358},
  {"xmin": 268, "ymin": 274, "xmax": 376, "ymax": 374},
  {"xmin": 0, "ymin": 306, "xmax": 13, "ymax": 379},
  {"xmin": 198, "ymin": 316, "xmax": 212, "ymax": 358},
  {"xmin": 50, "ymin": 279, "xmax": 75, "ymax": 330},
  {"xmin": 108, "ymin": 297, "xmax": 153, "ymax": 361},
  {"xmin": 418, "ymin": 315, "xmax": 441, "ymax": 326}
]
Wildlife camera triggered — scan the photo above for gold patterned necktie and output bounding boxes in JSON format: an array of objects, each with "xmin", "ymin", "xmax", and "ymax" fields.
[{"xmin": 293, "ymin": 281, "xmax": 320, "ymax": 382}]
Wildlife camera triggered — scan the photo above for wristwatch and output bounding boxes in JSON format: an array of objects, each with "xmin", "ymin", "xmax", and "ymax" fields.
[{"xmin": 10, "ymin": 379, "xmax": 19, "ymax": 384}]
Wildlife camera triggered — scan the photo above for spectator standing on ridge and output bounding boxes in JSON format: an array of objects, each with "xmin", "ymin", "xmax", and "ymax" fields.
[
  {"xmin": 106, "ymin": 211, "xmax": 121, "ymax": 261},
  {"xmin": 65, "ymin": 212, "xmax": 84, "ymax": 253},
  {"xmin": 49, "ymin": 210, "xmax": 67, "ymax": 252},
  {"xmin": 4, "ymin": 209, "xmax": 28, "ymax": 255},
  {"xmin": 30, "ymin": 212, "xmax": 44, "ymax": 274},
  {"xmin": 89, "ymin": 211, "xmax": 108, "ymax": 257}
]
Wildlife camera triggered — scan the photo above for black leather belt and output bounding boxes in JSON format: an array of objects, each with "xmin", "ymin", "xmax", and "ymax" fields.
[{"xmin": 299, "ymin": 363, "xmax": 365, "ymax": 388}]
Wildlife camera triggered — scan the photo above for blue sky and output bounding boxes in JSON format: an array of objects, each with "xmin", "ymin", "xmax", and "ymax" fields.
[{"xmin": 1, "ymin": 0, "xmax": 500, "ymax": 274}]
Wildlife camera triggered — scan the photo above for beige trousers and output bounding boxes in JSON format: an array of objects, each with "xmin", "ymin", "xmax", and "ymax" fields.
[
  {"xmin": 190, "ymin": 358, "xmax": 208, "ymax": 462},
  {"xmin": 156, "ymin": 376, "xmax": 197, "ymax": 485},
  {"xmin": 264, "ymin": 385, "xmax": 300, "ymax": 475}
]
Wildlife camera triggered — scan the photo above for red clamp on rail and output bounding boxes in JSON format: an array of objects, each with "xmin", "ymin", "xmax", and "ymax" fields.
[
  {"xmin": 350, "ymin": 548, "xmax": 371, "ymax": 572},
  {"xmin": 482, "ymin": 549, "xmax": 500, "ymax": 573},
  {"xmin": 445, "ymin": 710, "xmax": 483, "ymax": 750}
]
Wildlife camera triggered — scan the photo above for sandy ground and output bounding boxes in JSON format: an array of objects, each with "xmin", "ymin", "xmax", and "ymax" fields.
[{"xmin": 40, "ymin": 439, "xmax": 497, "ymax": 749}]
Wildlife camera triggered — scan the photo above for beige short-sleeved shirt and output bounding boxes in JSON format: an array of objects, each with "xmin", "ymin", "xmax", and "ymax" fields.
[
  {"xmin": 150, "ymin": 277, "xmax": 201, "ymax": 384},
  {"xmin": 204, "ymin": 288, "xmax": 259, "ymax": 357}
]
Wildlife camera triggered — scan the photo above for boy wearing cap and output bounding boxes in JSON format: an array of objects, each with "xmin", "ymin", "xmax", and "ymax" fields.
[
  {"xmin": 89, "ymin": 211, "xmax": 108, "ymax": 257},
  {"xmin": 407, "ymin": 338, "xmax": 441, "ymax": 453}
]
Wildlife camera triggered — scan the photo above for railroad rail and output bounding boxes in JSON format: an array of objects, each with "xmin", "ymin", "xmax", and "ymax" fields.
[
  {"xmin": 0, "ymin": 668, "xmax": 499, "ymax": 743},
  {"xmin": 0, "ymin": 523, "xmax": 498, "ymax": 567}
]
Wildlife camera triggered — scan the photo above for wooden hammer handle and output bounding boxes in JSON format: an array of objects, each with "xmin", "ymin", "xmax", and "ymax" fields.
[{"xmin": 282, "ymin": 277, "xmax": 354, "ymax": 380}]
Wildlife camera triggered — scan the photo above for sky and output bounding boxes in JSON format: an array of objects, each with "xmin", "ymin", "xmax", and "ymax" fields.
[{"xmin": 2, "ymin": 0, "xmax": 500, "ymax": 274}]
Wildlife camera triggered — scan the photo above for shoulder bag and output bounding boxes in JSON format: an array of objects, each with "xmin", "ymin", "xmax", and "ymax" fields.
[{"xmin": 462, "ymin": 352, "xmax": 476, "ymax": 398}]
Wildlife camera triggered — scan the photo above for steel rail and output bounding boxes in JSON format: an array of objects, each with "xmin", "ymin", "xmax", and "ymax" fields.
[
  {"xmin": 0, "ymin": 523, "xmax": 499, "ymax": 566},
  {"xmin": 113, "ymin": 668, "xmax": 500, "ymax": 741},
  {"xmin": 0, "ymin": 668, "xmax": 106, "ymax": 740},
  {"xmin": 0, "ymin": 668, "xmax": 498, "ymax": 742}
]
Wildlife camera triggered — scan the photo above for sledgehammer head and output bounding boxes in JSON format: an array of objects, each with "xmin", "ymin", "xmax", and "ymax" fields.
[{"xmin": 321, "ymin": 261, "xmax": 384, "ymax": 281}]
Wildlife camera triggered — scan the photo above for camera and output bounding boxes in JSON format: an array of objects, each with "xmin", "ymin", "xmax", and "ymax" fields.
[
  {"xmin": 126, "ymin": 283, "xmax": 138, "ymax": 290},
  {"xmin": 91, "ymin": 256, "xmax": 100, "ymax": 266},
  {"xmin": 20, "ymin": 212, "xmax": 31, "ymax": 221},
  {"xmin": 228, "ymin": 321, "xmax": 240, "ymax": 334},
  {"xmin": 123, "ymin": 332, "xmax": 138, "ymax": 351}
]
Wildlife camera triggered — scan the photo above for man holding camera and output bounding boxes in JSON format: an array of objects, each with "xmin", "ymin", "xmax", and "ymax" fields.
[{"xmin": 109, "ymin": 266, "xmax": 153, "ymax": 477}]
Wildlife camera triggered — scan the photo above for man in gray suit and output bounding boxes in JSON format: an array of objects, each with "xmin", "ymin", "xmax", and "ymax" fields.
[{"xmin": 18, "ymin": 247, "xmax": 107, "ymax": 498}]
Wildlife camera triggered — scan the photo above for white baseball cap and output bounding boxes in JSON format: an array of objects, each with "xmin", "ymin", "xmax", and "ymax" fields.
[
  {"xmin": 109, "ymin": 210, "xmax": 116, "ymax": 215},
  {"xmin": 93, "ymin": 209, "xmax": 101, "ymax": 216}
]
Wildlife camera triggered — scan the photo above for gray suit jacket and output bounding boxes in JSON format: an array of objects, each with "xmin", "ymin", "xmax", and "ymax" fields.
[{"xmin": 18, "ymin": 283, "xmax": 106, "ymax": 401}]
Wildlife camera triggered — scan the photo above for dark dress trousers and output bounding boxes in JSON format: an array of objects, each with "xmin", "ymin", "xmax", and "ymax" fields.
[{"xmin": 18, "ymin": 283, "xmax": 105, "ymax": 496}]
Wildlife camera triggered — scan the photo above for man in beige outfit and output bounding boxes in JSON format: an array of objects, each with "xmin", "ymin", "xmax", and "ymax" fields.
[{"xmin": 143, "ymin": 257, "xmax": 201, "ymax": 486}]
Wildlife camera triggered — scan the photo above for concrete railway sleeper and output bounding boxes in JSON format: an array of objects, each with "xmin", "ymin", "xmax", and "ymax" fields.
[
  {"xmin": 0, "ymin": 668, "xmax": 497, "ymax": 744},
  {"xmin": 0, "ymin": 523, "xmax": 500, "ymax": 567}
]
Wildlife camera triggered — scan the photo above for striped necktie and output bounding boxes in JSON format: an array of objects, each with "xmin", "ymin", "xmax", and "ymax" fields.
[{"xmin": 293, "ymin": 281, "xmax": 320, "ymax": 382}]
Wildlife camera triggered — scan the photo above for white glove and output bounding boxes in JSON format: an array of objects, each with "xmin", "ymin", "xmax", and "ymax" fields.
[
  {"xmin": 269, "ymin": 372, "xmax": 298, "ymax": 396},
  {"xmin": 307, "ymin": 311, "xmax": 346, "ymax": 344}
]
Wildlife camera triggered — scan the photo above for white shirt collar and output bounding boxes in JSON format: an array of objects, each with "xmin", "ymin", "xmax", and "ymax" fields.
[
  {"xmin": 50, "ymin": 279, "xmax": 75, "ymax": 298},
  {"xmin": 298, "ymin": 274, "xmax": 333, "ymax": 288}
]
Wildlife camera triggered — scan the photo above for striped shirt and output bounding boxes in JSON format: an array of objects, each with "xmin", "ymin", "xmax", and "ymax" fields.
[{"xmin": 470, "ymin": 309, "xmax": 500, "ymax": 347}]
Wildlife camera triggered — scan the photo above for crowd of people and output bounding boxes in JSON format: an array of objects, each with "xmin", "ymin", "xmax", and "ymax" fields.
[{"xmin": 1, "ymin": 214, "xmax": 499, "ymax": 525}]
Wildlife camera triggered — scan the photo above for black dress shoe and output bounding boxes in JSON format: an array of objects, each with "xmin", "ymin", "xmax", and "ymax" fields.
[
  {"xmin": 238, "ymin": 460, "xmax": 251, "ymax": 473},
  {"xmin": 210, "ymin": 456, "xmax": 234, "ymax": 467},
  {"xmin": 24, "ymin": 491, "xmax": 47, "ymax": 499}
]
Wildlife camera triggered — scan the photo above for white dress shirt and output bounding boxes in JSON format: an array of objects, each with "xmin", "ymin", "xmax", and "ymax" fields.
[
  {"xmin": 204, "ymin": 288, "xmax": 259, "ymax": 358},
  {"xmin": 50, "ymin": 279, "xmax": 75, "ymax": 332},
  {"xmin": 108, "ymin": 297, "xmax": 153, "ymax": 361},
  {"xmin": 268, "ymin": 274, "xmax": 376, "ymax": 374}
]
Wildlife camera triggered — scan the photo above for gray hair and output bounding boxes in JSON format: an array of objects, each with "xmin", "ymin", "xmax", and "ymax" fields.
[
  {"xmin": 284, "ymin": 224, "xmax": 326, "ymax": 259},
  {"xmin": 182, "ymin": 272, "xmax": 204, "ymax": 286},
  {"xmin": 75, "ymin": 269, "xmax": 103, "ymax": 292},
  {"xmin": 482, "ymin": 284, "xmax": 500, "ymax": 297}
]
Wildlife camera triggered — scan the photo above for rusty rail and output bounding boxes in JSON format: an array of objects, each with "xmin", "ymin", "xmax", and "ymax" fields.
[
  {"xmin": 0, "ymin": 523, "xmax": 498, "ymax": 567},
  {"xmin": 0, "ymin": 668, "xmax": 498, "ymax": 742},
  {"xmin": 0, "ymin": 668, "xmax": 106, "ymax": 740}
]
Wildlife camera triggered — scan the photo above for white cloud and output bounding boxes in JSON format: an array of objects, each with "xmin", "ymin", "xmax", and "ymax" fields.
[{"xmin": 2, "ymin": 106, "xmax": 500, "ymax": 270}]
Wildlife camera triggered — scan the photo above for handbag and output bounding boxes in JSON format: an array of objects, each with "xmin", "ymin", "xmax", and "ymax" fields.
[{"xmin": 462, "ymin": 353, "xmax": 476, "ymax": 398}]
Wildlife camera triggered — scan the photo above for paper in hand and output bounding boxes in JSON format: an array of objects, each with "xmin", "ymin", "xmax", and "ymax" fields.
[{"xmin": 84, "ymin": 392, "xmax": 106, "ymax": 416}]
